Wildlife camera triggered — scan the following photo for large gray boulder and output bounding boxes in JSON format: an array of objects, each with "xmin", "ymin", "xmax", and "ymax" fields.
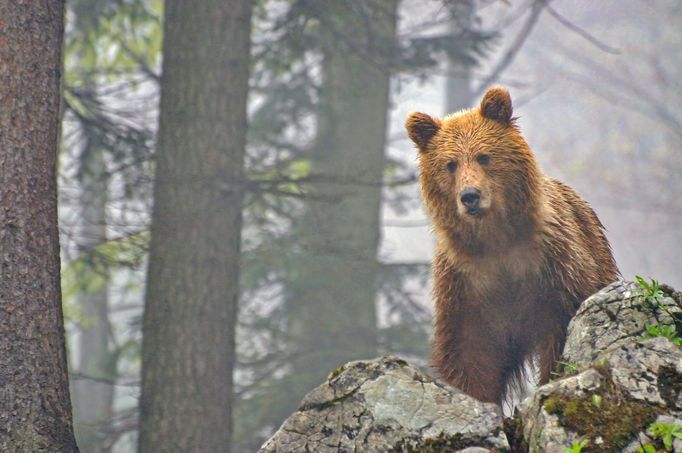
[
  {"xmin": 563, "ymin": 280, "xmax": 682, "ymax": 367},
  {"xmin": 259, "ymin": 355, "xmax": 509, "ymax": 452}
]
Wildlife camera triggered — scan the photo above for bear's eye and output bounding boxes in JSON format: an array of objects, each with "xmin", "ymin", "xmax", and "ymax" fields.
[
  {"xmin": 477, "ymin": 154, "xmax": 490, "ymax": 165},
  {"xmin": 446, "ymin": 161, "xmax": 457, "ymax": 173}
]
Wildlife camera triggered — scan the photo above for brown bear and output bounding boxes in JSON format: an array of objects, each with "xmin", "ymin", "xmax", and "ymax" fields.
[{"xmin": 405, "ymin": 87, "xmax": 619, "ymax": 404}]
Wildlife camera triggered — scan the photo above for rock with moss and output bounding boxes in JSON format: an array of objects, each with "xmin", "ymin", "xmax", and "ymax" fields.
[
  {"xmin": 258, "ymin": 355, "xmax": 509, "ymax": 452},
  {"xmin": 523, "ymin": 338, "xmax": 682, "ymax": 451},
  {"xmin": 522, "ymin": 278, "xmax": 682, "ymax": 452}
]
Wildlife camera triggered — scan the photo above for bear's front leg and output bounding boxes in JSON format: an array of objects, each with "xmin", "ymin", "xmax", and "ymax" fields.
[
  {"xmin": 432, "ymin": 312, "xmax": 513, "ymax": 404},
  {"xmin": 536, "ymin": 325, "xmax": 567, "ymax": 384}
]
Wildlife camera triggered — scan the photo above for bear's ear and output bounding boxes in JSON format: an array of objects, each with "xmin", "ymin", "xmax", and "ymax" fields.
[
  {"xmin": 405, "ymin": 112, "xmax": 441, "ymax": 151},
  {"xmin": 480, "ymin": 86, "xmax": 513, "ymax": 124}
]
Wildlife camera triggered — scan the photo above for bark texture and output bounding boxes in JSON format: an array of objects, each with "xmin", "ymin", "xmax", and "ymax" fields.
[
  {"xmin": 286, "ymin": 0, "xmax": 398, "ymax": 408},
  {"xmin": 0, "ymin": 1, "xmax": 78, "ymax": 451},
  {"xmin": 138, "ymin": 0, "xmax": 253, "ymax": 451}
]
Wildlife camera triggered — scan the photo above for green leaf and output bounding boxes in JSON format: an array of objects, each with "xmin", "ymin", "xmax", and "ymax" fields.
[
  {"xmin": 637, "ymin": 444, "xmax": 657, "ymax": 453},
  {"xmin": 663, "ymin": 433, "xmax": 673, "ymax": 449},
  {"xmin": 649, "ymin": 420, "xmax": 682, "ymax": 451},
  {"xmin": 636, "ymin": 275, "xmax": 652, "ymax": 292},
  {"xmin": 591, "ymin": 394, "xmax": 602, "ymax": 408},
  {"xmin": 563, "ymin": 438, "xmax": 589, "ymax": 453}
]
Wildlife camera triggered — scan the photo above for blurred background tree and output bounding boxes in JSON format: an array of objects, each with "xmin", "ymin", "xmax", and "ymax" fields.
[
  {"xmin": 64, "ymin": 1, "xmax": 158, "ymax": 449},
  {"xmin": 137, "ymin": 0, "xmax": 253, "ymax": 451},
  {"xmin": 61, "ymin": 0, "xmax": 158, "ymax": 449},
  {"xmin": 56, "ymin": 1, "xmax": 682, "ymax": 451}
]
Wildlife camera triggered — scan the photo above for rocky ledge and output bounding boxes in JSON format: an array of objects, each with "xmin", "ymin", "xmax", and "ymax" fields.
[{"xmin": 260, "ymin": 280, "xmax": 682, "ymax": 452}]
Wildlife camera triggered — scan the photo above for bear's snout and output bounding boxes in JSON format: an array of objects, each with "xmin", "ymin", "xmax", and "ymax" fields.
[{"xmin": 460, "ymin": 187, "xmax": 481, "ymax": 215}]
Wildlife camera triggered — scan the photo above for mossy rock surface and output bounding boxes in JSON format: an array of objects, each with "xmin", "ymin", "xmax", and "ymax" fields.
[{"xmin": 521, "ymin": 280, "xmax": 682, "ymax": 452}]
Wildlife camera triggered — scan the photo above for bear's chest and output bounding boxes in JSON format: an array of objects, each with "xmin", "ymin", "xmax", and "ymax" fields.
[
  {"xmin": 451, "ymin": 242, "xmax": 551, "ymax": 326},
  {"xmin": 454, "ymin": 242, "xmax": 545, "ymax": 291}
]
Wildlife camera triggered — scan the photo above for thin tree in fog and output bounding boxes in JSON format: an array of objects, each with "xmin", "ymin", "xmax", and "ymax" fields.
[
  {"xmin": 285, "ymin": 0, "xmax": 399, "ymax": 408},
  {"xmin": 71, "ymin": 87, "xmax": 113, "ymax": 453},
  {"xmin": 60, "ymin": 1, "xmax": 160, "ymax": 449},
  {"xmin": 445, "ymin": 0, "xmax": 475, "ymax": 111},
  {"xmin": 0, "ymin": 1, "xmax": 78, "ymax": 450},
  {"xmin": 138, "ymin": 0, "xmax": 253, "ymax": 451},
  {"xmin": 67, "ymin": 2, "xmax": 114, "ymax": 449}
]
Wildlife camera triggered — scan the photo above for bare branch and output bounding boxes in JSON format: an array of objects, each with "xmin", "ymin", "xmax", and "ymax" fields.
[
  {"xmin": 472, "ymin": 0, "xmax": 547, "ymax": 97},
  {"xmin": 545, "ymin": 4, "xmax": 620, "ymax": 55}
]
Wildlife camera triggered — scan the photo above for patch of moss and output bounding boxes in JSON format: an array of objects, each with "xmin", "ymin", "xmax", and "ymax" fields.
[
  {"xmin": 543, "ymin": 396, "xmax": 559, "ymax": 414},
  {"xmin": 542, "ymin": 392, "xmax": 658, "ymax": 451},
  {"xmin": 329, "ymin": 364, "xmax": 347, "ymax": 380},
  {"xmin": 561, "ymin": 400, "xmax": 580, "ymax": 419}
]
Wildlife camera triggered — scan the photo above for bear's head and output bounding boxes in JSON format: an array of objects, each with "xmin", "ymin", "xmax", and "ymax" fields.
[{"xmin": 405, "ymin": 87, "xmax": 542, "ymax": 252}]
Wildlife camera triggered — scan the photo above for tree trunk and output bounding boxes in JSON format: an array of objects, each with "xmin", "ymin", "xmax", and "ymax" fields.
[
  {"xmin": 72, "ymin": 139, "xmax": 114, "ymax": 452},
  {"xmin": 286, "ymin": 0, "xmax": 398, "ymax": 403},
  {"xmin": 445, "ymin": 0, "xmax": 475, "ymax": 113},
  {"xmin": 138, "ymin": 0, "xmax": 253, "ymax": 451},
  {"xmin": 0, "ymin": 1, "xmax": 79, "ymax": 451}
]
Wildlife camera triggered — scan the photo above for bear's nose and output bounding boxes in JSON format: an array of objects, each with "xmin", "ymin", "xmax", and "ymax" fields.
[{"xmin": 460, "ymin": 188, "xmax": 481, "ymax": 212}]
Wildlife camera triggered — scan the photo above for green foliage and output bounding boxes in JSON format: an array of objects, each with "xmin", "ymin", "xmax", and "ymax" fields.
[
  {"xmin": 63, "ymin": 0, "xmax": 160, "ymax": 201},
  {"xmin": 636, "ymin": 275, "xmax": 665, "ymax": 304},
  {"xmin": 591, "ymin": 394, "xmax": 602, "ymax": 408},
  {"xmin": 637, "ymin": 444, "xmax": 658, "ymax": 453},
  {"xmin": 563, "ymin": 438, "xmax": 589, "ymax": 453},
  {"xmin": 634, "ymin": 276, "xmax": 682, "ymax": 347},
  {"xmin": 65, "ymin": 0, "xmax": 162, "ymax": 86},
  {"xmin": 552, "ymin": 361, "xmax": 581, "ymax": 379},
  {"xmin": 637, "ymin": 421, "xmax": 682, "ymax": 452},
  {"xmin": 61, "ymin": 232, "xmax": 149, "ymax": 324},
  {"xmin": 649, "ymin": 421, "xmax": 682, "ymax": 451},
  {"xmin": 640, "ymin": 324, "xmax": 682, "ymax": 346}
]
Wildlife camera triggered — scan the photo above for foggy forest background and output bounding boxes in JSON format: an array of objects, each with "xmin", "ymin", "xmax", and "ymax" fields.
[{"xmin": 57, "ymin": 0, "xmax": 681, "ymax": 451}]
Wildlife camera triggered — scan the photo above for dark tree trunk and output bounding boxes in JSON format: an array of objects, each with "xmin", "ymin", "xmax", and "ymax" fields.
[
  {"xmin": 0, "ymin": 1, "xmax": 79, "ymax": 451},
  {"xmin": 138, "ymin": 0, "xmax": 253, "ymax": 452}
]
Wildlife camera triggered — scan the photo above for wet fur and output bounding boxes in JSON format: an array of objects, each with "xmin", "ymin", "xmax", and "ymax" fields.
[{"xmin": 406, "ymin": 87, "xmax": 619, "ymax": 404}]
